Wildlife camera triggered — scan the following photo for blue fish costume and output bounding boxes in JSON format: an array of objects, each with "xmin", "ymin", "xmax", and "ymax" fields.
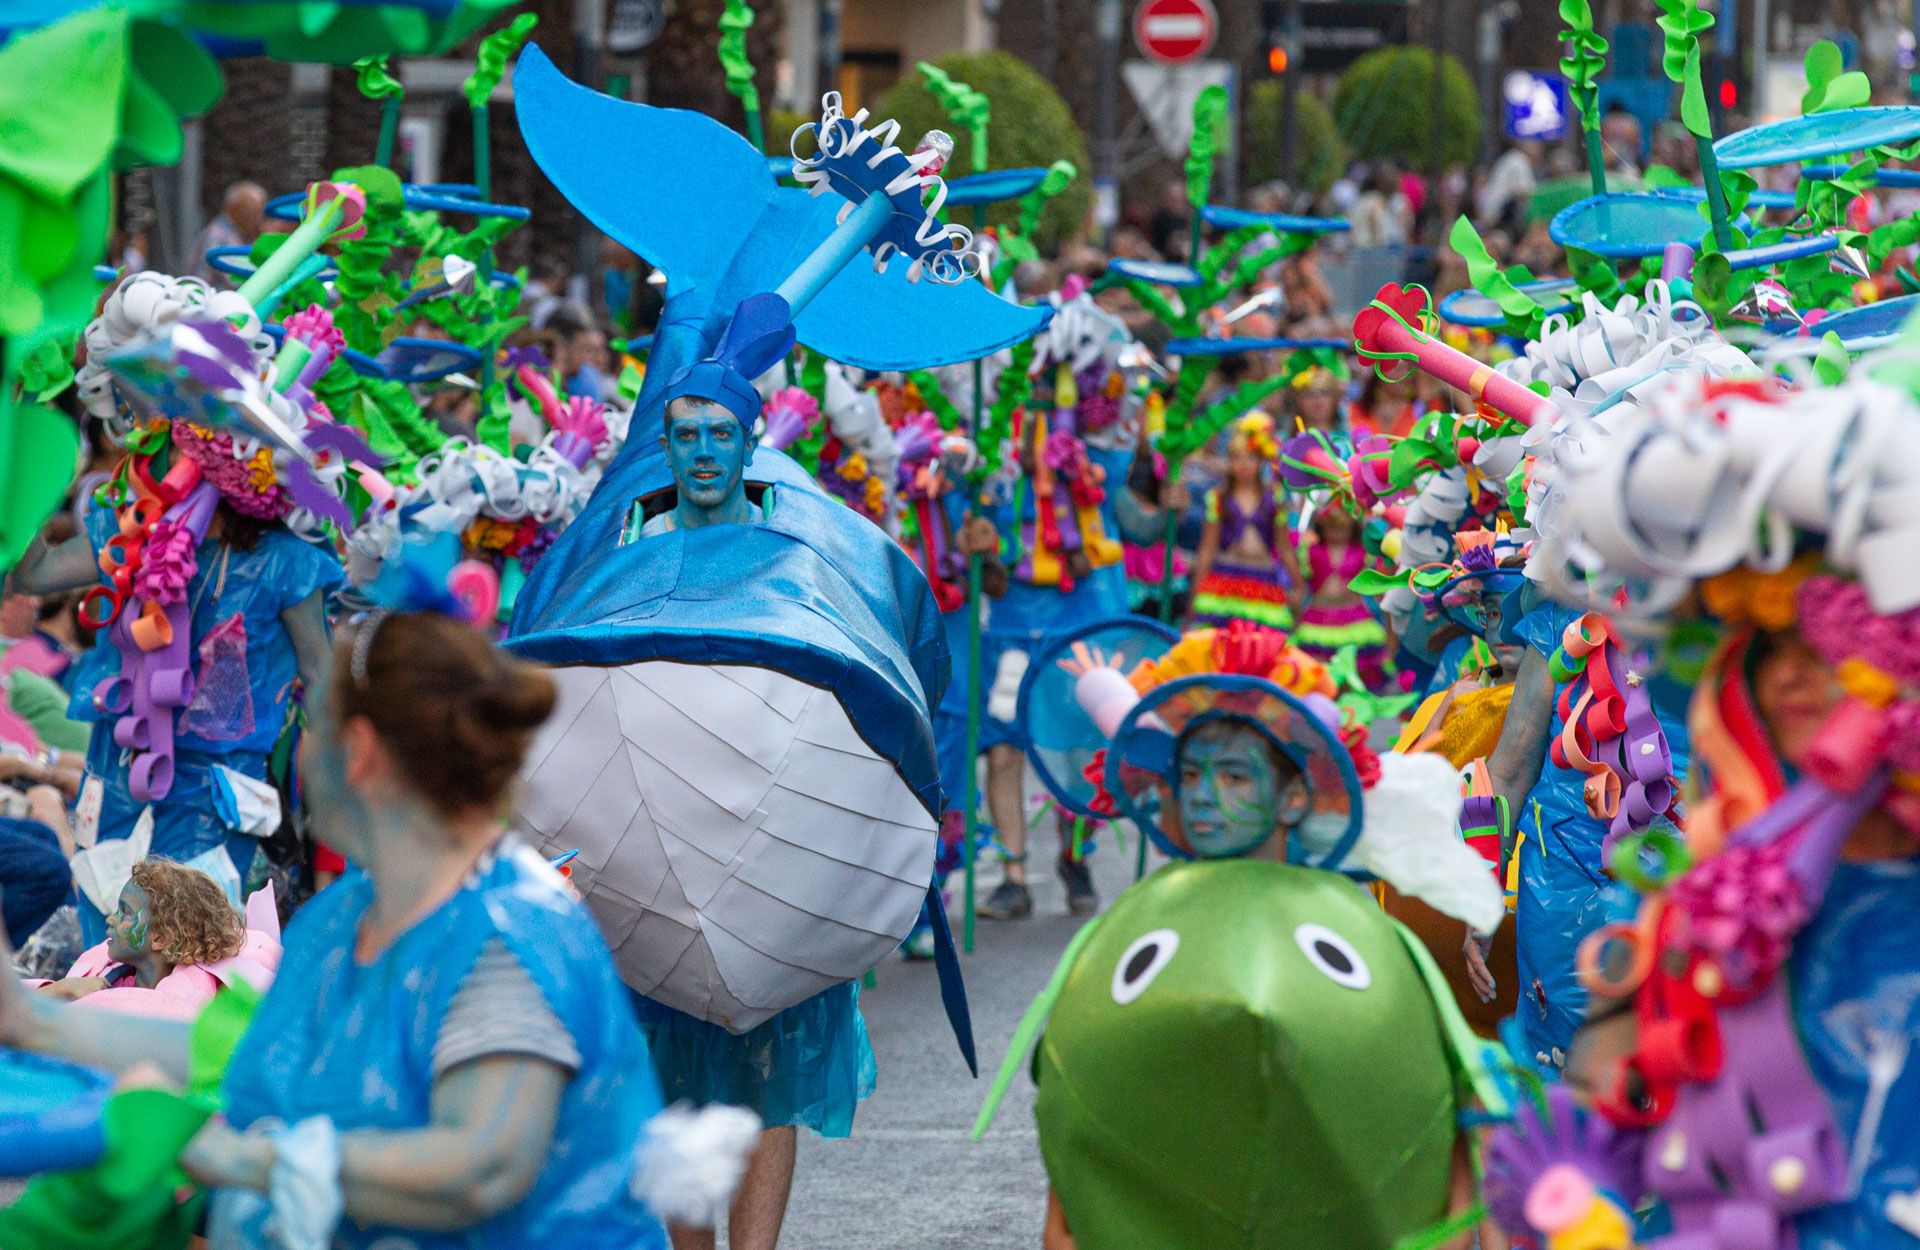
[{"xmin": 504, "ymin": 50, "xmax": 1032, "ymax": 1127}]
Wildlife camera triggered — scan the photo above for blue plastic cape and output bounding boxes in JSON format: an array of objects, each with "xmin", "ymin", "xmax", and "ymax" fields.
[{"xmin": 506, "ymin": 439, "xmax": 950, "ymax": 821}]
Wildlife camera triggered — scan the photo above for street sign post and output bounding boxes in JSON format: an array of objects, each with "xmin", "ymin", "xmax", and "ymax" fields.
[
  {"xmin": 1134, "ymin": 0, "xmax": 1218, "ymax": 65},
  {"xmin": 1122, "ymin": 59, "xmax": 1235, "ymax": 158}
]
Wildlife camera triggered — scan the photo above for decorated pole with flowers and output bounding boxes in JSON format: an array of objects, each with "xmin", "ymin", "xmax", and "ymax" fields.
[{"xmin": 1350, "ymin": 284, "xmax": 1558, "ymax": 427}]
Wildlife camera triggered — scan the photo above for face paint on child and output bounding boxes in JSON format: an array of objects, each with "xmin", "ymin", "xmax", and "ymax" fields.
[
  {"xmin": 1176, "ymin": 721, "xmax": 1290, "ymax": 859},
  {"xmin": 107, "ymin": 880, "xmax": 152, "ymax": 961}
]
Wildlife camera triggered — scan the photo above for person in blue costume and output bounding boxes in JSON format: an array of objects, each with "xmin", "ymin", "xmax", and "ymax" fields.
[
  {"xmin": 502, "ymin": 53, "xmax": 1006, "ymax": 1249},
  {"xmin": 973, "ymin": 391, "xmax": 1180, "ymax": 922},
  {"xmin": 1482, "ymin": 590, "xmax": 1691, "ymax": 1069},
  {"xmin": 622, "ymin": 300, "xmax": 881, "ymax": 1250},
  {"xmin": 11, "ymin": 504, "xmax": 338, "ymax": 941},
  {"xmin": 0, "ymin": 607, "xmax": 715, "ymax": 1249}
]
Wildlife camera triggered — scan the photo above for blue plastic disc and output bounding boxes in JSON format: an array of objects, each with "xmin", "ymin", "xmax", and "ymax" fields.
[
  {"xmin": 1796, "ymin": 293, "xmax": 1920, "ymax": 350},
  {"xmin": 1166, "ymin": 336, "xmax": 1351, "ymax": 356},
  {"xmin": 1106, "ymin": 257, "xmax": 1205, "ymax": 288},
  {"xmin": 0, "ymin": 1050, "xmax": 112, "ymax": 1177},
  {"xmin": 1715, "ymin": 106, "xmax": 1920, "ymax": 170},
  {"xmin": 205, "ymin": 244, "xmax": 339, "ymax": 282},
  {"xmin": 1019, "ymin": 615, "xmax": 1181, "ymax": 818},
  {"xmin": 1200, "ymin": 204, "xmax": 1350, "ymax": 235},
  {"xmin": 266, "ymin": 183, "xmax": 531, "ymax": 224},
  {"xmin": 1550, "ymin": 192, "xmax": 1749, "ymax": 259},
  {"xmin": 373, "ymin": 336, "xmax": 485, "ymax": 383},
  {"xmin": 944, "ymin": 167, "xmax": 1052, "ymax": 207},
  {"xmin": 1438, "ymin": 278, "xmax": 1577, "ymax": 328},
  {"xmin": 1724, "ymin": 234, "xmax": 1837, "ymax": 271}
]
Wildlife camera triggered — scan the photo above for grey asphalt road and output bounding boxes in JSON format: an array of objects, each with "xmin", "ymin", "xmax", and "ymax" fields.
[{"xmin": 777, "ymin": 844, "xmax": 1145, "ymax": 1250}]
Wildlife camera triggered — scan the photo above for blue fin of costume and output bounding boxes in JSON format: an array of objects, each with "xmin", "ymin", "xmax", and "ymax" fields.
[
  {"xmin": 716, "ymin": 291, "xmax": 798, "ymax": 379},
  {"xmin": 924, "ymin": 882, "xmax": 977, "ymax": 1077},
  {"xmin": 512, "ymin": 43, "xmax": 774, "ymax": 300}
]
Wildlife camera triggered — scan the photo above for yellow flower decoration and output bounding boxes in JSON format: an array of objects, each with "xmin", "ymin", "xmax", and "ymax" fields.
[
  {"xmin": 837, "ymin": 452, "xmax": 869, "ymax": 482},
  {"xmin": 1697, "ymin": 557, "xmax": 1821, "ymax": 631}
]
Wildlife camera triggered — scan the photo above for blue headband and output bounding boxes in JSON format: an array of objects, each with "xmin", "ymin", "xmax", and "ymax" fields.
[{"xmin": 663, "ymin": 291, "xmax": 798, "ymax": 427}]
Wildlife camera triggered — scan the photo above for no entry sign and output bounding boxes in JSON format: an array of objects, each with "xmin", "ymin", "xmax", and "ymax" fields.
[{"xmin": 1134, "ymin": 0, "xmax": 1218, "ymax": 64}]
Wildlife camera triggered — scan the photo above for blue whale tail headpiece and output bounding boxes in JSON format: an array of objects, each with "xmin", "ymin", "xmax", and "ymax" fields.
[{"xmin": 663, "ymin": 292, "xmax": 798, "ymax": 427}]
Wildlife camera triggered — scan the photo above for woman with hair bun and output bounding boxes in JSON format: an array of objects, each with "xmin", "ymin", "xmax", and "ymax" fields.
[{"xmin": 0, "ymin": 607, "xmax": 710, "ymax": 1249}]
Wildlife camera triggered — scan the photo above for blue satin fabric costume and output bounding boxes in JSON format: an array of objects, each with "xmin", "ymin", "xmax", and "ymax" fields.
[
  {"xmin": 219, "ymin": 840, "xmax": 668, "ymax": 1249},
  {"xmin": 1511, "ymin": 602, "xmax": 1691, "ymax": 1066},
  {"xmin": 1790, "ymin": 858, "xmax": 1920, "ymax": 1250}
]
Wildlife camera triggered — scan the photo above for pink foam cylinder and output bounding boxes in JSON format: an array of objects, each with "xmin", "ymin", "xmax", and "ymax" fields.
[
  {"xmin": 1075, "ymin": 667, "xmax": 1142, "ymax": 740},
  {"xmin": 1800, "ymin": 697, "xmax": 1893, "ymax": 795},
  {"xmin": 1353, "ymin": 308, "xmax": 1558, "ymax": 427}
]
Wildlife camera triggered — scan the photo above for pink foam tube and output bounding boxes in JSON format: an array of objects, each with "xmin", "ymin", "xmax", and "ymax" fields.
[
  {"xmin": 1800, "ymin": 697, "xmax": 1892, "ymax": 795},
  {"xmin": 1075, "ymin": 667, "xmax": 1142, "ymax": 740},
  {"xmin": 1351, "ymin": 307, "xmax": 1558, "ymax": 428}
]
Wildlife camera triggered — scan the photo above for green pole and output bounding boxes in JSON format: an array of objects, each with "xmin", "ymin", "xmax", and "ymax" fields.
[
  {"xmin": 375, "ymin": 95, "xmax": 402, "ymax": 170},
  {"xmin": 959, "ymin": 198, "xmax": 987, "ymax": 955},
  {"xmin": 1583, "ymin": 128, "xmax": 1607, "ymax": 200},
  {"xmin": 236, "ymin": 196, "xmax": 343, "ymax": 309},
  {"xmin": 1696, "ymin": 137, "xmax": 1734, "ymax": 252},
  {"xmin": 474, "ymin": 101, "xmax": 497, "ymax": 430}
]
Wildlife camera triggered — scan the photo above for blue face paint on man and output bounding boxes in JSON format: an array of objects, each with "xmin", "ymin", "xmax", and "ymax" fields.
[
  {"xmin": 1174, "ymin": 720, "xmax": 1307, "ymax": 860},
  {"xmin": 661, "ymin": 397, "xmax": 758, "ymax": 529}
]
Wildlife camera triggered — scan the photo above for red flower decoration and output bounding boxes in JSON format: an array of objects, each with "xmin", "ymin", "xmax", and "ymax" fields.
[{"xmin": 1350, "ymin": 283, "xmax": 1430, "ymax": 358}]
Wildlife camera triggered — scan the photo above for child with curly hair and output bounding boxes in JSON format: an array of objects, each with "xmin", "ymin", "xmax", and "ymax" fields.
[{"xmin": 33, "ymin": 859, "xmax": 248, "ymax": 1016}]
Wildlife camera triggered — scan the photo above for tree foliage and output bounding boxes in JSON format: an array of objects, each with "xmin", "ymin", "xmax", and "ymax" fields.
[
  {"xmin": 1332, "ymin": 47, "xmax": 1480, "ymax": 170},
  {"xmin": 1243, "ymin": 85, "xmax": 1346, "ymax": 195}
]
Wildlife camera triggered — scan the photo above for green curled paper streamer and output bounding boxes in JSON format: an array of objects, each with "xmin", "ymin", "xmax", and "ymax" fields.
[
  {"xmin": 918, "ymin": 61, "xmax": 990, "ymax": 170},
  {"xmin": 353, "ymin": 54, "xmax": 403, "ymax": 101},
  {"xmin": 719, "ymin": 0, "xmax": 760, "ymax": 115},
  {"xmin": 1183, "ymin": 84, "xmax": 1228, "ymax": 210},
  {"xmin": 464, "ymin": 12, "xmax": 537, "ymax": 109}
]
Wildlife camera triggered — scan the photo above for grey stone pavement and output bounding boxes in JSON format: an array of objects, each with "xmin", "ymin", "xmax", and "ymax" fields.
[{"xmin": 777, "ymin": 840, "xmax": 1148, "ymax": 1250}]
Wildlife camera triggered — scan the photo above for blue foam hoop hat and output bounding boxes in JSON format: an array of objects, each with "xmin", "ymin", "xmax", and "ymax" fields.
[{"xmin": 662, "ymin": 291, "xmax": 798, "ymax": 427}]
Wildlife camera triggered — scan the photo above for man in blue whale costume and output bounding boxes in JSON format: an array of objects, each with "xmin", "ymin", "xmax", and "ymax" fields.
[{"xmin": 505, "ymin": 48, "xmax": 1045, "ymax": 1250}]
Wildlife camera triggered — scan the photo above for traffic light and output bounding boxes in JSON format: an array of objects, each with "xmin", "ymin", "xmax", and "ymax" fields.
[
  {"xmin": 1718, "ymin": 77, "xmax": 1737, "ymax": 109},
  {"xmin": 1268, "ymin": 44, "xmax": 1289, "ymax": 74}
]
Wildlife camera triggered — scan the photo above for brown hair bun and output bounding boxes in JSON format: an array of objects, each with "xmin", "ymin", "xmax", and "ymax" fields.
[{"xmin": 334, "ymin": 613, "xmax": 557, "ymax": 815}]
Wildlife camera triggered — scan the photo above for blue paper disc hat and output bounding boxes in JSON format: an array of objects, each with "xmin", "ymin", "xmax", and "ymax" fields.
[
  {"xmin": 1105, "ymin": 674, "xmax": 1365, "ymax": 870},
  {"xmin": 662, "ymin": 291, "xmax": 798, "ymax": 426},
  {"xmin": 1019, "ymin": 615, "xmax": 1183, "ymax": 819},
  {"xmin": 1429, "ymin": 568, "xmax": 1527, "ymax": 636}
]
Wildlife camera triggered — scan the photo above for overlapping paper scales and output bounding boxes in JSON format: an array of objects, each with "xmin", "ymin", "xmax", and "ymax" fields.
[{"xmin": 519, "ymin": 661, "xmax": 933, "ymax": 1032}]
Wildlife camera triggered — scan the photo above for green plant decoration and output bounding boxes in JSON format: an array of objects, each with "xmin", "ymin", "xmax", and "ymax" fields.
[
  {"xmin": 719, "ymin": 0, "xmax": 764, "ymax": 152},
  {"xmin": 1450, "ymin": 217, "xmax": 1546, "ymax": 340},
  {"xmin": 918, "ymin": 61, "xmax": 991, "ymax": 172},
  {"xmin": 1800, "ymin": 40, "xmax": 1871, "ymax": 115},
  {"xmin": 1558, "ymin": 0, "xmax": 1610, "ymax": 198}
]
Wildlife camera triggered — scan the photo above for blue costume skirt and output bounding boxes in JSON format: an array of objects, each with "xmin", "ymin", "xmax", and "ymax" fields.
[{"xmin": 631, "ymin": 981, "xmax": 876, "ymax": 1138}]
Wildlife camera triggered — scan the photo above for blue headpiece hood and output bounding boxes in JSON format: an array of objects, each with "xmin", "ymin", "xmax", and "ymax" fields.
[{"xmin": 663, "ymin": 292, "xmax": 798, "ymax": 426}]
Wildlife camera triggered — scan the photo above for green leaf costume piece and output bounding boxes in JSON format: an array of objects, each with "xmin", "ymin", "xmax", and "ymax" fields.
[{"xmin": 1015, "ymin": 860, "xmax": 1469, "ymax": 1249}]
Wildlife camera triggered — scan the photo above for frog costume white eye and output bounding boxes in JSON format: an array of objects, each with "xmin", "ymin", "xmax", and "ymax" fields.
[
  {"xmin": 1294, "ymin": 923, "xmax": 1370, "ymax": 990},
  {"xmin": 1111, "ymin": 929, "xmax": 1180, "ymax": 1004}
]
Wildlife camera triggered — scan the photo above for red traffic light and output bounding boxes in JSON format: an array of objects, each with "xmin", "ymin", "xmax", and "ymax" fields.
[
  {"xmin": 1718, "ymin": 79, "xmax": 1737, "ymax": 108},
  {"xmin": 1267, "ymin": 45, "xmax": 1288, "ymax": 74}
]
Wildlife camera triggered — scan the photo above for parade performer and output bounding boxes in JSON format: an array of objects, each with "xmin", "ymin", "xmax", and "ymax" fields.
[
  {"xmin": 978, "ymin": 620, "xmax": 1509, "ymax": 1248},
  {"xmin": 0, "ymin": 584, "xmax": 755, "ymax": 1248},
  {"xmin": 1293, "ymin": 502, "xmax": 1390, "ymax": 688},
  {"xmin": 9, "ymin": 272, "xmax": 361, "ymax": 939},
  {"xmin": 1487, "ymin": 363, "xmax": 1920, "ymax": 1250},
  {"xmin": 1188, "ymin": 413, "xmax": 1300, "ymax": 629},
  {"xmin": 503, "ymin": 50, "xmax": 1020, "ymax": 1249},
  {"xmin": 974, "ymin": 282, "xmax": 1173, "ymax": 920}
]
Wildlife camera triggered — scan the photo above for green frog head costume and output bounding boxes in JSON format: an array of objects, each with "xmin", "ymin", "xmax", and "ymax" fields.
[{"xmin": 977, "ymin": 624, "xmax": 1510, "ymax": 1248}]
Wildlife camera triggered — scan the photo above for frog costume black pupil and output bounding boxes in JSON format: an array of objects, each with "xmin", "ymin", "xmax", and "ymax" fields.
[
  {"xmin": 1315, "ymin": 940, "xmax": 1354, "ymax": 974},
  {"xmin": 1124, "ymin": 945, "xmax": 1159, "ymax": 983}
]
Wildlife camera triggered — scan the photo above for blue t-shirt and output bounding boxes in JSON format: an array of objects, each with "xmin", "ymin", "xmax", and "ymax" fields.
[{"xmin": 69, "ymin": 505, "xmax": 343, "ymax": 759}]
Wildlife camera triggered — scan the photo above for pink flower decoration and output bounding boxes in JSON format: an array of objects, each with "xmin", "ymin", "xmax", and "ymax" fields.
[
  {"xmin": 172, "ymin": 425, "xmax": 292, "ymax": 520},
  {"xmin": 283, "ymin": 305, "xmax": 345, "ymax": 354},
  {"xmin": 306, "ymin": 181, "xmax": 368, "ymax": 242},
  {"xmin": 1668, "ymin": 839, "xmax": 1809, "ymax": 995},
  {"xmin": 131, "ymin": 520, "xmax": 199, "ymax": 605}
]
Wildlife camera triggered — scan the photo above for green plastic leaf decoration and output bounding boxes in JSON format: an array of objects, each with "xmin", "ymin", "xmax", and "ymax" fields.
[
  {"xmin": 1184, "ymin": 84, "xmax": 1228, "ymax": 210},
  {"xmin": 1654, "ymin": 0, "xmax": 1713, "ymax": 86},
  {"xmin": 353, "ymin": 55, "xmax": 404, "ymax": 101},
  {"xmin": 464, "ymin": 12, "xmax": 537, "ymax": 108},
  {"xmin": 1556, "ymin": 0, "xmax": 1608, "ymax": 129},
  {"xmin": 1868, "ymin": 212, "xmax": 1920, "ymax": 268},
  {"xmin": 1161, "ymin": 374, "xmax": 1290, "ymax": 466},
  {"xmin": 1812, "ymin": 331, "xmax": 1852, "ymax": 386},
  {"xmin": 1679, "ymin": 44, "xmax": 1711, "ymax": 139},
  {"xmin": 909, "ymin": 369, "xmax": 965, "ymax": 432},
  {"xmin": 978, "ymin": 336, "xmax": 1036, "ymax": 483},
  {"xmin": 918, "ymin": 60, "xmax": 991, "ymax": 169},
  {"xmin": 1450, "ymin": 216, "xmax": 1544, "ymax": 339},
  {"xmin": 1801, "ymin": 40, "xmax": 1871, "ymax": 115},
  {"xmin": 720, "ymin": 0, "xmax": 759, "ymax": 100}
]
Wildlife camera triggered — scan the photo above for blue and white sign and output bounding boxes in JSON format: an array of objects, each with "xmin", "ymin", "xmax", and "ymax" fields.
[{"xmin": 1504, "ymin": 71, "xmax": 1570, "ymax": 142}]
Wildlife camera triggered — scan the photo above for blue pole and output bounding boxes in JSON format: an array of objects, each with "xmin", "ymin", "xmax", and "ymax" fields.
[{"xmin": 773, "ymin": 191, "xmax": 895, "ymax": 316}]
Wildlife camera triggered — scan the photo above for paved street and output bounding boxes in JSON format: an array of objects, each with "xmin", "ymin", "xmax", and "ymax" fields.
[{"xmin": 780, "ymin": 841, "xmax": 1149, "ymax": 1249}]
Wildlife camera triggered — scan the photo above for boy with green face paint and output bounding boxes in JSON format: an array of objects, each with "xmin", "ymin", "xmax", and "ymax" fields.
[{"xmin": 988, "ymin": 623, "xmax": 1511, "ymax": 1248}]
